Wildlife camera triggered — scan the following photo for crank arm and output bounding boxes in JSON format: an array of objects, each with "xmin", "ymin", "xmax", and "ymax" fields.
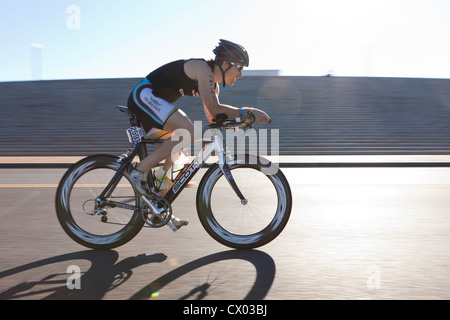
[{"xmin": 140, "ymin": 196, "xmax": 166, "ymax": 215}]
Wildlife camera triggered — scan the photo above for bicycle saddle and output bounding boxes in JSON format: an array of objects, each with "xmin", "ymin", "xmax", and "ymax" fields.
[{"xmin": 116, "ymin": 105, "xmax": 134, "ymax": 116}]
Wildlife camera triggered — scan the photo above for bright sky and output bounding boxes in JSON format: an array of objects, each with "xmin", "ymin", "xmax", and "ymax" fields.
[{"xmin": 1, "ymin": 0, "xmax": 450, "ymax": 81}]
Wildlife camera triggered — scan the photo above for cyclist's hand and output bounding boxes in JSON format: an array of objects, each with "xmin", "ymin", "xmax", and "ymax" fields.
[{"xmin": 246, "ymin": 108, "xmax": 271, "ymax": 125}]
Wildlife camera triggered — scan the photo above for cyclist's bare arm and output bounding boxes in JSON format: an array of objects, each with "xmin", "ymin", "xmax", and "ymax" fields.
[
  {"xmin": 185, "ymin": 59, "xmax": 239, "ymax": 120},
  {"xmin": 185, "ymin": 59, "xmax": 271, "ymax": 124},
  {"xmin": 202, "ymin": 83, "xmax": 218, "ymax": 123}
]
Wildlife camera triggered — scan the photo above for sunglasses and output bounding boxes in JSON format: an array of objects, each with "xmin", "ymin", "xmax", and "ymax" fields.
[{"xmin": 229, "ymin": 61, "xmax": 244, "ymax": 72}]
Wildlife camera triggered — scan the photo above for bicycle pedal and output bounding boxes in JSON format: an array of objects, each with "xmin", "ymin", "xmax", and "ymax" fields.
[{"xmin": 168, "ymin": 218, "xmax": 189, "ymax": 231}]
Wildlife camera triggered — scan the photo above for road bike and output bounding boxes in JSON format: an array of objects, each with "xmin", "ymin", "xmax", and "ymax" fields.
[{"xmin": 55, "ymin": 106, "xmax": 292, "ymax": 250}]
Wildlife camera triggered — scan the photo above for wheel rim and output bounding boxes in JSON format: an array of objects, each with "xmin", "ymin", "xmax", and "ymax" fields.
[
  {"xmin": 57, "ymin": 158, "xmax": 142, "ymax": 247},
  {"xmin": 200, "ymin": 164, "xmax": 289, "ymax": 246}
]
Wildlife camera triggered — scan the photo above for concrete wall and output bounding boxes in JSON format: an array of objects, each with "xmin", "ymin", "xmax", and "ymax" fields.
[{"xmin": 1, "ymin": 76, "xmax": 450, "ymax": 156}]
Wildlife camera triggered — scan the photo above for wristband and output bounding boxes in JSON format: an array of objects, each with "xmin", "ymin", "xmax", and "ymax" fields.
[{"xmin": 239, "ymin": 108, "xmax": 244, "ymax": 117}]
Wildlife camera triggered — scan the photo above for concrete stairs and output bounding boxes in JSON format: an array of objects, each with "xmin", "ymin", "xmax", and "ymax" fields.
[{"xmin": 1, "ymin": 76, "xmax": 450, "ymax": 156}]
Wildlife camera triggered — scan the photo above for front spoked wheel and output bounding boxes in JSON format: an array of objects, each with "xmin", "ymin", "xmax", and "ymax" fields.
[
  {"xmin": 197, "ymin": 155, "xmax": 292, "ymax": 250},
  {"xmin": 55, "ymin": 155, "xmax": 144, "ymax": 250}
]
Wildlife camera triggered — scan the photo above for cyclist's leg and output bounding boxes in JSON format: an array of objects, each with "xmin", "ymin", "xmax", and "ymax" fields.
[
  {"xmin": 146, "ymin": 128, "xmax": 175, "ymax": 173},
  {"xmin": 128, "ymin": 81, "xmax": 193, "ymax": 174},
  {"xmin": 128, "ymin": 82, "xmax": 176, "ymax": 194},
  {"xmin": 128, "ymin": 86, "xmax": 193, "ymax": 229},
  {"xmin": 149, "ymin": 111, "xmax": 193, "ymax": 228},
  {"xmin": 136, "ymin": 110, "xmax": 194, "ymax": 173}
]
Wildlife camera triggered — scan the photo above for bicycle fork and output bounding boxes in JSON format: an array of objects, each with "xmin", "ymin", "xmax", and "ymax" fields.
[{"xmin": 215, "ymin": 136, "xmax": 248, "ymax": 205}]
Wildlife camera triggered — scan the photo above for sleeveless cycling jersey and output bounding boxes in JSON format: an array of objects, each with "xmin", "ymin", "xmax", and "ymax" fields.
[
  {"xmin": 127, "ymin": 59, "xmax": 215, "ymax": 132},
  {"xmin": 146, "ymin": 59, "xmax": 215, "ymax": 103}
]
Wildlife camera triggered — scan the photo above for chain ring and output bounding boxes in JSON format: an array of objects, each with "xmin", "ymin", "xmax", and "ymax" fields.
[{"xmin": 141, "ymin": 196, "xmax": 172, "ymax": 228}]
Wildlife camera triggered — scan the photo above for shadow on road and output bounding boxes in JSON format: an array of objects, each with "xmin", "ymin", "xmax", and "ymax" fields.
[
  {"xmin": 130, "ymin": 250, "xmax": 276, "ymax": 300},
  {"xmin": 0, "ymin": 250, "xmax": 165, "ymax": 299},
  {"xmin": 0, "ymin": 250, "xmax": 275, "ymax": 300}
]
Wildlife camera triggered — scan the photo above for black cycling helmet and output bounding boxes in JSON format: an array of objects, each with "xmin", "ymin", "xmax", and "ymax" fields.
[
  {"xmin": 213, "ymin": 39, "xmax": 249, "ymax": 87},
  {"xmin": 213, "ymin": 39, "xmax": 249, "ymax": 67}
]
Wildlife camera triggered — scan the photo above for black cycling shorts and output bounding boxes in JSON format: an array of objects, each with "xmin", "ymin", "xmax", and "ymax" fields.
[{"xmin": 127, "ymin": 79, "xmax": 178, "ymax": 132}]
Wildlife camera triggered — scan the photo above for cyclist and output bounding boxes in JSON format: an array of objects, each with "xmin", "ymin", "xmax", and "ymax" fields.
[{"xmin": 127, "ymin": 39, "xmax": 271, "ymax": 230}]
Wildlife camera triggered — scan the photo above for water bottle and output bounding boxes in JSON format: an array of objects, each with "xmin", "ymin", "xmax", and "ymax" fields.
[
  {"xmin": 154, "ymin": 166, "xmax": 168, "ymax": 190},
  {"xmin": 174, "ymin": 151, "xmax": 189, "ymax": 171}
]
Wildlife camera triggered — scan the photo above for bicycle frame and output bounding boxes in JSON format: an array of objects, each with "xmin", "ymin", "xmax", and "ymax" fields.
[
  {"xmin": 164, "ymin": 127, "xmax": 244, "ymax": 204},
  {"xmin": 97, "ymin": 127, "xmax": 245, "ymax": 210}
]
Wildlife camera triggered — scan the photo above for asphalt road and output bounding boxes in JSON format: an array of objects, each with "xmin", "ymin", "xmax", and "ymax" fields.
[{"xmin": 1, "ymin": 167, "xmax": 450, "ymax": 300}]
